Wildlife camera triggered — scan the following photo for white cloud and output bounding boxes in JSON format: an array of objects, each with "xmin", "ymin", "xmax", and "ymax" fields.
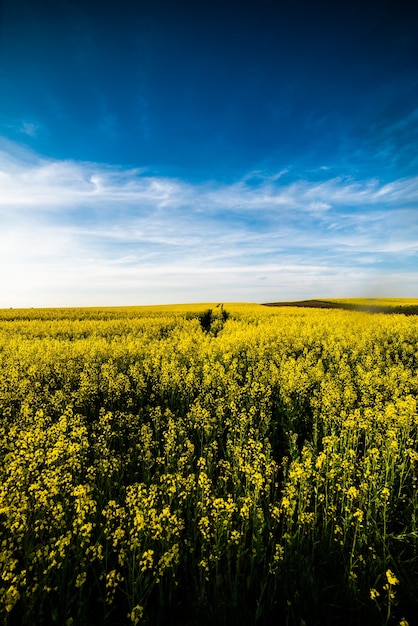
[
  {"xmin": 1, "ymin": 140, "xmax": 417, "ymax": 307},
  {"xmin": 19, "ymin": 122, "xmax": 40, "ymax": 137}
]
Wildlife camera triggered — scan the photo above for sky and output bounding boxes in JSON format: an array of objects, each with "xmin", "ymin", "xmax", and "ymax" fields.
[{"xmin": 1, "ymin": 0, "xmax": 418, "ymax": 307}]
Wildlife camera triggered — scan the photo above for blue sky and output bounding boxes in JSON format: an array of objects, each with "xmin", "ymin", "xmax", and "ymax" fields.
[{"xmin": 1, "ymin": 0, "xmax": 418, "ymax": 306}]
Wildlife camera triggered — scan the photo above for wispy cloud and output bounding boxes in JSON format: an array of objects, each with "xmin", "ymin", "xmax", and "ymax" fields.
[
  {"xmin": 1, "ymin": 140, "xmax": 417, "ymax": 306},
  {"xmin": 19, "ymin": 122, "xmax": 40, "ymax": 137}
]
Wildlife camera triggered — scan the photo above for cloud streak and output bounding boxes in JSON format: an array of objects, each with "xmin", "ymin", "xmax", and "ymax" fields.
[{"xmin": 1, "ymin": 141, "xmax": 418, "ymax": 306}]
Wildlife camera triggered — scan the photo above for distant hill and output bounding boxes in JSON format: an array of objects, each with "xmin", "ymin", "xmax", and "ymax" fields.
[{"xmin": 263, "ymin": 299, "xmax": 418, "ymax": 315}]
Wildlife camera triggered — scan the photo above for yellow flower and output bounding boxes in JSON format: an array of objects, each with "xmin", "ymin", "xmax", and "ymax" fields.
[
  {"xmin": 129, "ymin": 604, "xmax": 144, "ymax": 624},
  {"xmin": 4, "ymin": 585, "xmax": 20, "ymax": 612},
  {"xmin": 140, "ymin": 549, "xmax": 154, "ymax": 572},
  {"xmin": 381, "ymin": 487, "xmax": 390, "ymax": 501},
  {"xmin": 370, "ymin": 588, "xmax": 380, "ymax": 600},
  {"xmin": 346, "ymin": 486, "xmax": 358, "ymax": 499},
  {"xmin": 75, "ymin": 572, "xmax": 87, "ymax": 587},
  {"xmin": 386, "ymin": 569, "xmax": 399, "ymax": 585}
]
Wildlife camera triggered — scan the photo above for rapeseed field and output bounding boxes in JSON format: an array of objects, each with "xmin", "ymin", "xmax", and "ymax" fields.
[{"xmin": 0, "ymin": 302, "xmax": 417, "ymax": 625}]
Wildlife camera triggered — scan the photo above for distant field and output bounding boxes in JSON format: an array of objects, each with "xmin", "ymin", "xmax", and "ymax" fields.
[
  {"xmin": 1, "ymin": 303, "xmax": 417, "ymax": 625},
  {"xmin": 264, "ymin": 297, "xmax": 418, "ymax": 314}
]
